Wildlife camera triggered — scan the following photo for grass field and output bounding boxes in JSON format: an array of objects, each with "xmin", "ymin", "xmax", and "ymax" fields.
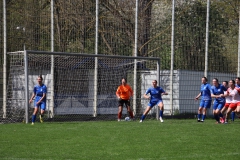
[{"xmin": 0, "ymin": 119, "xmax": 240, "ymax": 160}]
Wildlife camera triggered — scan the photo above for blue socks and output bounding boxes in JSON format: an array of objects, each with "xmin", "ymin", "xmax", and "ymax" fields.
[
  {"xmin": 219, "ymin": 113, "xmax": 223, "ymax": 118},
  {"xmin": 32, "ymin": 115, "xmax": 36, "ymax": 123},
  {"xmin": 231, "ymin": 112, "xmax": 235, "ymax": 121},
  {"xmin": 140, "ymin": 115, "xmax": 146, "ymax": 121},
  {"xmin": 202, "ymin": 115, "xmax": 206, "ymax": 120},
  {"xmin": 198, "ymin": 114, "xmax": 202, "ymax": 119},
  {"xmin": 159, "ymin": 110, "xmax": 163, "ymax": 118}
]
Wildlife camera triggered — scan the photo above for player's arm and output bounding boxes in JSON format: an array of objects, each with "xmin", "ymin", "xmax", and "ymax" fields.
[
  {"xmin": 195, "ymin": 92, "xmax": 201, "ymax": 100},
  {"xmin": 37, "ymin": 86, "xmax": 47, "ymax": 104},
  {"xmin": 29, "ymin": 93, "xmax": 36, "ymax": 103},
  {"xmin": 144, "ymin": 88, "xmax": 150, "ymax": 99},
  {"xmin": 211, "ymin": 93, "xmax": 220, "ymax": 98},
  {"xmin": 37, "ymin": 93, "xmax": 46, "ymax": 104},
  {"xmin": 161, "ymin": 89, "xmax": 168, "ymax": 96},
  {"xmin": 143, "ymin": 93, "xmax": 150, "ymax": 99},
  {"xmin": 116, "ymin": 87, "xmax": 121, "ymax": 99}
]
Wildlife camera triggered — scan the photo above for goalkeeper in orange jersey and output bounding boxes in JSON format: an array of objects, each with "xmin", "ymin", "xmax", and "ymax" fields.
[{"xmin": 116, "ymin": 78, "xmax": 134, "ymax": 121}]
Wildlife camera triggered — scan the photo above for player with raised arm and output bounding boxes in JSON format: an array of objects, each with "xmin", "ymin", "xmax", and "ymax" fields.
[
  {"xmin": 220, "ymin": 81, "xmax": 230, "ymax": 123},
  {"xmin": 224, "ymin": 80, "xmax": 240, "ymax": 123},
  {"xmin": 29, "ymin": 75, "xmax": 47, "ymax": 125},
  {"xmin": 211, "ymin": 78, "xmax": 226, "ymax": 124},
  {"xmin": 140, "ymin": 80, "xmax": 168, "ymax": 123},
  {"xmin": 195, "ymin": 77, "xmax": 212, "ymax": 122},
  {"xmin": 116, "ymin": 78, "xmax": 134, "ymax": 121}
]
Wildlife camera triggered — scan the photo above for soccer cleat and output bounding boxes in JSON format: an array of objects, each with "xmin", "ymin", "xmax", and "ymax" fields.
[
  {"xmin": 117, "ymin": 119, "xmax": 121, "ymax": 122},
  {"xmin": 220, "ymin": 117, "xmax": 225, "ymax": 124},
  {"xmin": 31, "ymin": 122, "xmax": 34, "ymax": 125},
  {"xmin": 216, "ymin": 121, "xmax": 221, "ymax": 124},
  {"xmin": 224, "ymin": 121, "xmax": 228, "ymax": 124},
  {"xmin": 200, "ymin": 120, "xmax": 204, "ymax": 122},
  {"xmin": 139, "ymin": 120, "xmax": 143, "ymax": 123},
  {"xmin": 159, "ymin": 117, "xmax": 164, "ymax": 123},
  {"xmin": 39, "ymin": 115, "xmax": 43, "ymax": 123},
  {"xmin": 197, "ymin": 119, "xmax": 200, "ymax": 122}
]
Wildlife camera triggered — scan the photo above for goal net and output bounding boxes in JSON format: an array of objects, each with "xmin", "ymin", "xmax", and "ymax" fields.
[{"xmin": 5, "ymin": 51, "xmax": 160, "ymax": 123}]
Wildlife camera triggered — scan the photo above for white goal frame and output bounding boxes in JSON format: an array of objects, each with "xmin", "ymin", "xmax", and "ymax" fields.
[{"xmin": 7, "ymin": 50, "xmax": 160, "ymax": 123}]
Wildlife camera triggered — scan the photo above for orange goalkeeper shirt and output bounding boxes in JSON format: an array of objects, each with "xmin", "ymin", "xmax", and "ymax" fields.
[{"xmin": 116, "ymin": 84, "xmax": 133, "ymax": 100}]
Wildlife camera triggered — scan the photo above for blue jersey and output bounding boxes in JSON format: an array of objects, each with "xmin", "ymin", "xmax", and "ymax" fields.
[
  {"xmin": 211, "ymin": 84, "xmax": 226, "ymax": 103},
  {"xmin": 236, "ymin": 84, "xmax": 240, "ymax": 88},
  {"xmin": 145, "ymin": 86, "xmax": 165, "ymax": 103},
  {"xmin": 200, "ymin": 83, "xmax": 212, "ymax": 101},
  {"xmin": 33, "ymin": 84, "xmax": 47, "ymax": 103}
]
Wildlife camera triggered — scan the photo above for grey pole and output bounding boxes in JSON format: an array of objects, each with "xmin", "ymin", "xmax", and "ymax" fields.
[
  {"xmin": 156, "ymin": 59, "xmax": 160, "ymax": 119},
  {"xmin": 3, "ymin": 0, "xmax": 7, "ymax": 118},
  {"xmin": 24, "ymin": 51, "xmax": 29, "ymax": 123},
  {"xmin": 93, "ymin": 0, "xmax": 99, "ymax": 117},
  {"xmin": 204, "ymin": 0, "xmax": 210, "ymax": 77},
  {"xmin": 237, "ymin": 8, "xmax": 240, "ymax": 77},
  {"xmin": 169, "ymin": 0, "xmax": 175, "ymax": 116},
  {"xmin": 50, "ymin": 0, "xmax": 54, "ymax": 118},
  {"xmin": 133, "ymin": 0, "xmax": 139, "ymax": 116}
]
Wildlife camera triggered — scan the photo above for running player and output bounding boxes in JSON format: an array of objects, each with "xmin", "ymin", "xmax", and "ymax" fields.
[
  {"xmin": 195, "ymin": 77, "xmax": 212, "ymax": 122},
  {"xmin": 116, "ymin": 78, "xmax": 134, "ymax": 121},
  {"xmin": 224, "ymin": 80, "xmax": 240, "ymax": 123},
  {"xmin": 220, "ymin": 81, "xmax": 230, "ymax": 123},
  {"xmin": 211, "ymin": 78, "xmax": 226, "ymax": 124},
  {"xmin": 29, "ymin": 75, "xmax": 47, "ymax": 125},
  {"xmin": 233, "ymin": 77, "xmax": 240, "ymax": 120},
  {"xmin": 140, "ymin": 80, "xmax": 168, "ymax": 123}
]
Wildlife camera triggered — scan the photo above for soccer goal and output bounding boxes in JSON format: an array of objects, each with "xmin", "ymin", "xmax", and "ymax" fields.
[{"xmin": 5, "ymin": 50, "xmax": 160, "ymax": 123}]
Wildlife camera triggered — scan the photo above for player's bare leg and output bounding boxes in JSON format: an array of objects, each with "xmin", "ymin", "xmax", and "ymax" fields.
[
  {"xmin": 235, "ymin": 106, "xmax": 240, "ymax": 119},
  {"xmin": 197, "ymin": 107, "xmax": 203, "ymax": 122},
  {"xmin": 225, "ymin": 107, "xmax": 233, "ymax": 123},
  {"xmin": 118, "ymin": 106, "xmax": 123, "ymax": 121},
  {"xmin": 39, "ymin": 109, "xmax": 45, "ymax": 123},
  {"xmin": 31, "ymin": 107, "xmax": 39, "ymax": 125},
  {"xmin": 140, "ymin": 106, "xmax": 151, "ymax": 122},
  {"xmin": 158, "ymin": 102, "xmax": 164, "ymax": 122},
  {"xmin": 127, "ymin": 106, "xmax": 134, "ymax": 119}
]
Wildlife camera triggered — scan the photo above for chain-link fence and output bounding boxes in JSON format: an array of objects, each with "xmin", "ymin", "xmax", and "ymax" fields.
[{"xmin": 1, "ymin": 0, "xmax": 240, "ymax": 123}]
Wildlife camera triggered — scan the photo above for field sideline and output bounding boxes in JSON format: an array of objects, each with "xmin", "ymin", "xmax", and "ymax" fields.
[{"xmin": 0, "ymin": 119, "xmax": 240, "ymax": 160}]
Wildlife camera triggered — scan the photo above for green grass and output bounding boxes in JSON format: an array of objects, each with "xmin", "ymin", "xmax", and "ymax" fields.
[{"xmin": 0, "ymin": 119, "xmax": 240, "ymax": 160}]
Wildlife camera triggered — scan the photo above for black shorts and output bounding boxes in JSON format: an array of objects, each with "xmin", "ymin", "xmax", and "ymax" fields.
[{"xmin": 118, "ymin": 99, "xmax": 130, "ymax": 107}]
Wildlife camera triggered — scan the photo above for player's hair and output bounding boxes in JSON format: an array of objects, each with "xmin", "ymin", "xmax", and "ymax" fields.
[
  {"xmin": 223, "ymin": 81, "xmax": 228, "ymax": 85},
  {"xmin": 38, "ymin": 75, "xmax": 43, "ymax": 81},
  {"xmin": 153, "ymin": 80, "xmax": 157, "ymax": 83},
  {"xmin": 229, "ymin": 79, "xmax": 235, "ymax": 85},
  {"xmin": 236, "ymin": 77, "xmax": 240, "ymax": 81},
  {"xmin": 202, "ymin": 76, "xmax": 208, "ymax": 81},
  {"xmin": 213, "ymin": 78, "xmax": 218, "ymax": 82}
]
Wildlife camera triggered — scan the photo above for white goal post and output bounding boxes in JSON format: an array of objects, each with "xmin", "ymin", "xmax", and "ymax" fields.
[{"xmin": 6, "ymin": 50, "xmax": 160, "ymax": 123}]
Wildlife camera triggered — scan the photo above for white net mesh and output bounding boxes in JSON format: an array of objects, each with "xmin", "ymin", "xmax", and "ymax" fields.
[{"xmin": 5, "ymin": 51, "xmax": 160, "ymax": 123}]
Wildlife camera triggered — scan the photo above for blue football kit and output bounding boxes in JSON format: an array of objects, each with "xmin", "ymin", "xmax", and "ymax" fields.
[
  {"xmin": 33, "ymin": 84, "xmax": 47, "ymax": 110},
  {"xmin": 211, "ymin": 84, "xmax": 226, "ymax": 110},
  {"xmin": 199, "ymin": 83, "xmax": 212, "ymax": 108},
  {"xmin": 145, "ymin": 86, "xmax": 165, "ymax": 108}
]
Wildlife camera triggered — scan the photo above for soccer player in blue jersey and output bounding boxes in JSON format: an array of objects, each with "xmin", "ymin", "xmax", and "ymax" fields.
[
  {"xmin": 140, "ymin": 80, "xmax": 168, "ymax": 123},
  {"xmin": 211, "ymin": 78, "xmax": 226, "ymax": 124},
  {"xmin": 29, "ymin": 75, "xmax": 47, "ymax": 125},
  {"xmin": 195, "ymin": 77, "xmax": 212, "ymax": 122}
]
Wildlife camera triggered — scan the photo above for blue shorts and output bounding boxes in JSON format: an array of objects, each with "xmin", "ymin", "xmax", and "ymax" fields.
[
  {"xmin": 148, "ymin": 100, "xmax": 163, "ymax": 108},
  {"xmin": 34, "ymin": 101, "xmax": 46, "ymax": 111},
  {"xmin": 212, "ymin": 100, "xmax": 225, "ymax": 110},
  {"xmin": 199, "ymin": 100, "xmax": 212, "ymax": 108}
]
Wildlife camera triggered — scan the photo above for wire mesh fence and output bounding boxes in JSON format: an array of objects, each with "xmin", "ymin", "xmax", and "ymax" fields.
[{"xmin": 1, "ymin": 0, "xmax": 240, "ymax": 123}]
